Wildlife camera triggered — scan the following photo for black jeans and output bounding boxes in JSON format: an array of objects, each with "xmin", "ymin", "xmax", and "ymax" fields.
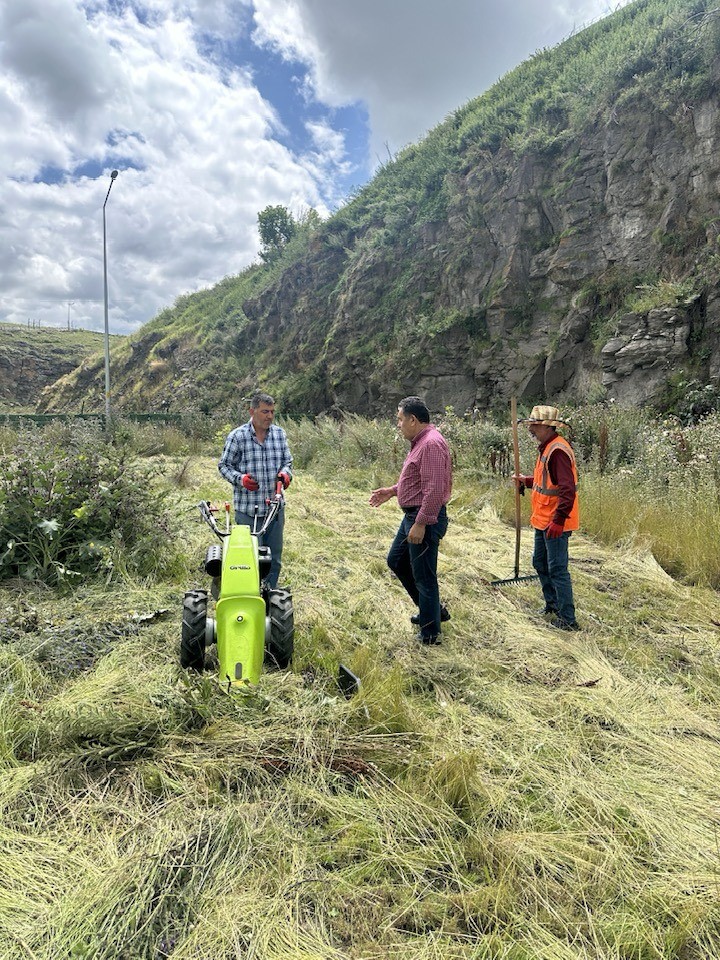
[{"xmin": 387, "ymin": 506, "xmax": 448, "ymax": 640}]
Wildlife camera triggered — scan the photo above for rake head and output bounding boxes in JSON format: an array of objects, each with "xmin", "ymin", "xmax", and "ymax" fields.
[{"xmin": 490, "ymin": 573, "xmax": 539, "ymax": 586}]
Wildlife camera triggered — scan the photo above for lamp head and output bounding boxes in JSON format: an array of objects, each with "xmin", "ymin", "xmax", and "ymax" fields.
[{"xmin": 110, "ymin": 170, "xmax": 119, "ymax": 180}]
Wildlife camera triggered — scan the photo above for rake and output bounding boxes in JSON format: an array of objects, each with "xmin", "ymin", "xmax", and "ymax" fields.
[{"xmin": 491, "ymin": 396, "xmax": 539, "ymax": 586}]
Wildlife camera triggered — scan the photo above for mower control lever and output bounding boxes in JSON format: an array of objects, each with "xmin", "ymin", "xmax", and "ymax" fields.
[{"xmin": 198, "ymin": 500, "xmax": 230, "ymax": 540}]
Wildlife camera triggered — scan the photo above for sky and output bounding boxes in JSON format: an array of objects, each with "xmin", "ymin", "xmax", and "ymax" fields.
[{"xmin": 0, "ymin": 0, "xmax": 633, "ymax": 336}]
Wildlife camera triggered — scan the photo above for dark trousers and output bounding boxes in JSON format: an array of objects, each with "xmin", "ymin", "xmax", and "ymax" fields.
[
  {"xmin": 235, "ymin": 506, "xmax": 285, "ymax": 589},
  {"xmin": 387, "ymin": 506, "xmax": 448, "ymax": 640},
  {"xmin": 532, "ymin": 527, "xmax": 576, "ymax": 625}
]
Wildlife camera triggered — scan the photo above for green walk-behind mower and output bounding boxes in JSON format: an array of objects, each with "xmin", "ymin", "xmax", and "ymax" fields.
[{"xmin": 180, "ymin": 482, "xmax": 293, "ymax": 685}]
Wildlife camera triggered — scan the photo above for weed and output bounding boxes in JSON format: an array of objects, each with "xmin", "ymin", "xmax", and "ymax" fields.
[{"xmin": 0, "ymin": 427, "xmax": 183, "ymax": 584}]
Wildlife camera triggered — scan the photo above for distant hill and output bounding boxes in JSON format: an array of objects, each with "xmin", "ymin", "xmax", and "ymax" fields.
[
  {"xmin": 0, "ymin": 323, "xmax": 116, "ymax": 413},
  {"xmin": 39, "ymin": 0, "xmax": 720, "ymax": 416}
]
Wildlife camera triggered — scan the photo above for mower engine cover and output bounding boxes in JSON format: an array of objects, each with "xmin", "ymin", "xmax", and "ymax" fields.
[{"xmin": 216, "ymin": 524, "xmax": 266, "ymax": 685}]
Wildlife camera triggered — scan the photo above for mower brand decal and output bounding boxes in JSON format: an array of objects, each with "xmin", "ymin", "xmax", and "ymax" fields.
[{"xmin": 229, "ymin": 564, "xmax": 251, "ymax": 570}]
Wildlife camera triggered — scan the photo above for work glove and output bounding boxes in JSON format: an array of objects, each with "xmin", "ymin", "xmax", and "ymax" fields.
[
  {"xmin": 277, "ymin": 471, "xmax": 292, "ymax": 489},
  {"xmin": 545, "ymin": 521, "xmax": 564, "ymax": 539},
  {"xmin": 241, "ymin": 473, "xmax": 259, "ymax": 491}
]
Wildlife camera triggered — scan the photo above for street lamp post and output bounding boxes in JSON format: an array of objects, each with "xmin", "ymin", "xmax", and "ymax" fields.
[{"xmin": 102, "ymin": 169, "xmax": 119, "ymax": 421}]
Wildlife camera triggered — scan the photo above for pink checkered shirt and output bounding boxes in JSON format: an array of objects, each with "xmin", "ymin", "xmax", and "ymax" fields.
[{"xmin": 393, "ymin": 424, "xmax": 452, "ymax": 525}]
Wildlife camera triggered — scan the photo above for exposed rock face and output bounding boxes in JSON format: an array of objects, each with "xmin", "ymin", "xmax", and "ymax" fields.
[
  {"xmin": 239, "ymin": 91, "xmax": 720, "ymax": 415},
  {"xmin": 0, "ymin": 325, "xmax": 107, "ymax": 412},
  {"xmin": 600, "ymin": 303, "xmax": 698, "ymax": 405}
]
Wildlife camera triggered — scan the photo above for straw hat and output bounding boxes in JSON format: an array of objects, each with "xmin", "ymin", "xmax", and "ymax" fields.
[{"xmin": 520, "ymin": 405, "xmax": 569, "ymax": 428}]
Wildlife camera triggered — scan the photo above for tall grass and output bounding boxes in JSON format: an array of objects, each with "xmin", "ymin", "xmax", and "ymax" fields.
[{"xmin": 579, "ymin": 473, "xmax": 720, "ymax": 586}]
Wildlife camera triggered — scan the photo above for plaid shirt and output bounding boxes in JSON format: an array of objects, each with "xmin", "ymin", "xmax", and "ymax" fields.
[
  {"xmin": 393, "ymin": 424, "xmax": 452, "ymax": 525},
  {"xmin": 218, "ymin": 421, "xmax": 293, "ymax": 517}
]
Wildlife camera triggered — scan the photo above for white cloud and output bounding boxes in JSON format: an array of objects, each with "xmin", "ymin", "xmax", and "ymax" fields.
[
  {"xmin": 0, "ymin": 0, "xmax": 347, "ymax": 334},
  {"xmin": 251, "ymin": 0, "xmax": 635, "ymax": 160},
  {"xmin": 0, "ymin": 0, "xmax": 117, "ymax": 119}
]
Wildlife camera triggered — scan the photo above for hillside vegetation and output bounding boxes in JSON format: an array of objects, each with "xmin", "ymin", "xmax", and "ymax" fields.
[
  {"xmin": 2, "ymin": 411, "xmax": 720, "ymax": 957},
  {"xmin": 0, "ymin": 323, "xmax": 112, "ymax": 413},
  {"xmin": 39, "ymin": 0, "xmax": 720, "ymax": 417}
]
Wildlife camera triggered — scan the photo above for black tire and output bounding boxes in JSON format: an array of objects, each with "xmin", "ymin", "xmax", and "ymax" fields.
[
  {"xmin": 265, "ymin": 589, "xmax": 294, "ymax": 670},
  {"xmin": 180, "ymin": 589, "xmax": 208, "ymax": 671}
]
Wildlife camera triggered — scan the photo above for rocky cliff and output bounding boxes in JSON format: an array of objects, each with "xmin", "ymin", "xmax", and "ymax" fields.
[{"xmin": 237, "ymin": 85, "xmax": 720, "ymax": 415}]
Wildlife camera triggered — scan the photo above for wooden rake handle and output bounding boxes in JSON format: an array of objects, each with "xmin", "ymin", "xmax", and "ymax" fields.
[{"xmin": 511, "ymin": 396, "xmax": 521, "ymax": 580}]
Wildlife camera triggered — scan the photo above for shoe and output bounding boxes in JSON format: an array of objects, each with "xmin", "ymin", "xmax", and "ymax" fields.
[
  {"xmin": 411, "ymin": 606, "xmax": 451, "ymax": 626},
  {"xmin": 537, "ymin": 606, "xmax": 557, "ymax": 618},
  {"xmin": 549, "ymin": 616, "xmax": 580, "ymax": 632}
]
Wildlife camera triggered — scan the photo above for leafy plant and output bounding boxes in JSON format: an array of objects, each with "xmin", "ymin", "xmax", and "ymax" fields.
[
  {"xmin": 659, "ymin": 375, "xmax": 720, "ymax": 424},
  {"xmin": 0, "ymin": 429, "xmax": 182, "ymax": 584}
]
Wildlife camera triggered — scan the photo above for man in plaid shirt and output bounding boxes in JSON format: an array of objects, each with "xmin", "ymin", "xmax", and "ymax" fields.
[
  {"xmin": 369, "ymin": 396, "xmax": 452, "ymax": 645},
  {"xmin": 218, "ymin": 392, "xmax": 293, "ymax": 588}
]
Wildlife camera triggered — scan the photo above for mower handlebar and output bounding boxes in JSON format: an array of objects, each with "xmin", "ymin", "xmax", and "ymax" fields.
[
  {"xmin": 253, "ymin": 486, "xmax": 285, "ymax": 537},
  {"xmin": 202, "ymin": 484, "xmax": 287, "ymax": 540}
]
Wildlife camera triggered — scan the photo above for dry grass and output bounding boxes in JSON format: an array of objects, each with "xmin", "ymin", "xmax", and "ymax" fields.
[{"xmin": 1, "ymin": 457, "xmax": 720, "ymax": 958}]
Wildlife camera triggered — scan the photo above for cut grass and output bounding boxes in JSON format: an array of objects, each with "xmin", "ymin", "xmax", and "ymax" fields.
[{"xmin": 1, "ymin": 458, "xmax": 720, "ymax": 957}]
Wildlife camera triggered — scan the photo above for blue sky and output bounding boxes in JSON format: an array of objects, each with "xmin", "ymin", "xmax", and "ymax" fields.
[{"xmin": 0, "ymin": 0, "xmax": 631, "ymax": 335}]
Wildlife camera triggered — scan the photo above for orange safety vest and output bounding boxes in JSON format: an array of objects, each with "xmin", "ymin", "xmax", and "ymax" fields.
[{"xmin": 530, "ymin": 434, "xmax": 579, "ymax": 531}]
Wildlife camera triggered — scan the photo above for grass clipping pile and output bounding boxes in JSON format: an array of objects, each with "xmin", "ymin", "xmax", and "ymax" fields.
[{"xmin": 2, "ymin": 461, "xmax": 720, "ymax": 959}]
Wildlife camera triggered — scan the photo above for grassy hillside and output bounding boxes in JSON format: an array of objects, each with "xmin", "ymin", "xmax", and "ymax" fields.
[
  {"xmin": 3, "ymin": 425, "xmax": 720, "ymax": 957},
  {"xmin": 39, "ymin": 0, "xmax": 720, "ymax": 416},
  {"xmin": 0, "ymin": 323, "xmax": 113, "ymax": 413}
]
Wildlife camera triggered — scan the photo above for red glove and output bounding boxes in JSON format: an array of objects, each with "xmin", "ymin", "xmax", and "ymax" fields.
[
  {"xmin": 241, "ymin": 473, "xmax": 259, "ymax": 491},
  {"xmin": 277, "ymin": 471, "xmax": 291, "ymax": 489},
  {"xmin": 545, "ymin": 521, "xmax": 565, "ymax": 539}
]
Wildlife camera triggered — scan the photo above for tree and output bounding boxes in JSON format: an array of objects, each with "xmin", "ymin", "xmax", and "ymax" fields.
[{"xmin": 258, "ymin": 205, "xmax": 297, "ymax": 263}]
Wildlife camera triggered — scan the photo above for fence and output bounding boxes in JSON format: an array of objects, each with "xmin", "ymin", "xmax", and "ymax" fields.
[{"xmin": 0, "ymin": 413, "xmax": 183, "ymax": 426}]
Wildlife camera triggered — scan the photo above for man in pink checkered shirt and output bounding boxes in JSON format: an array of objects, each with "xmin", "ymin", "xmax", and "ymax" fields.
[{"xmin": 369, "ymin": 396, "xmax": 452, "ymax": 645}]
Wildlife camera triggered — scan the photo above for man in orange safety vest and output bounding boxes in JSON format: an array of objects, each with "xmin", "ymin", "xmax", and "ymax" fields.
[{"xmin": 514, "ymin": 405, "xmax": 580, "ymax": 631}]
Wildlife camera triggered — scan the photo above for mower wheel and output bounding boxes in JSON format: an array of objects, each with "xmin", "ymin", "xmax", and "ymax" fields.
[
  {"xmin": 265, "ymin": 589, "xmax": 294, "ymax": 669},
  {"xmin": 180, "ymin": 589, "xmax": 208, "ymax": 671}
]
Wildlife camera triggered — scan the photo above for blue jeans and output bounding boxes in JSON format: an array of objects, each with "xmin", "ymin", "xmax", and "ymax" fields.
[
  {"xmin": 532, "ymin": 527, "xmax": 576, "ymax": 625},
  {"xmin": 235, "ymin": 506, "xmax": 285, "ymax": 589},
  {"xmin": 387, "ymin": 506, "xmax": 448, "ymax": 640}
]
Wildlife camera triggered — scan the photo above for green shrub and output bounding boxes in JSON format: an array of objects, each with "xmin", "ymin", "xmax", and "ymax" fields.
[
  {"xmin": 0, "ymin": 429, "xmax": 181, "ymax": 584},
  {"xmin": 659, "ymin": 376, "xmax": 720, "ymax": 425}
]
